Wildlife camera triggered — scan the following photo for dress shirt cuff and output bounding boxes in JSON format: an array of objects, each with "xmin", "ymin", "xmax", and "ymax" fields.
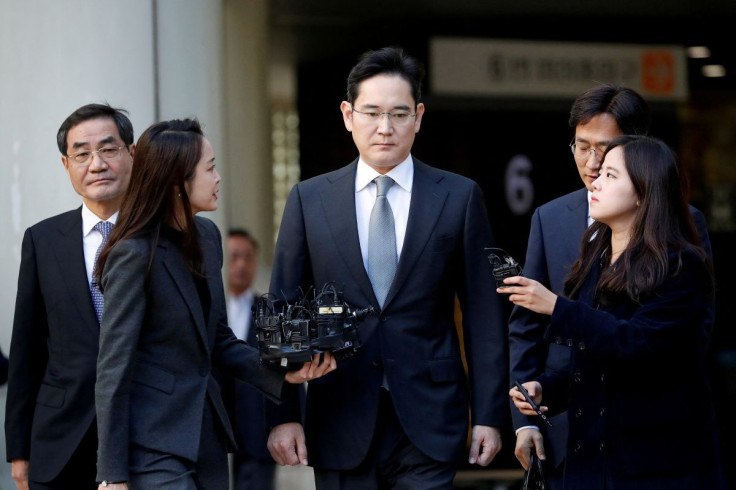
[{"xmin": 515, "ymin": 425, "xmax": 540, "ymax": 436}]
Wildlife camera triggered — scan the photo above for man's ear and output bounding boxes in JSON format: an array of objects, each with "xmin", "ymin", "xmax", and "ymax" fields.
[
  {"xmin": 340, "ymin": 101, "xmax": 353, "ymax": 132},
  {"xmin": 413, "ymin": 103, "xmax": 425, "ymax": 134}
]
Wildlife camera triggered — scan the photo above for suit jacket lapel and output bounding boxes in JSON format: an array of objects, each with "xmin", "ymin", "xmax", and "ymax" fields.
[
  {"xmin": 161, "ymin": 240, "xmax": 209, "ymax": 350},
  {"xmin": 53, "ymin": 208, "xmax": 100, "ymax": 332},
  {"xmin": 200, "ymin": 228, "xmax": 223, "ymax": 351},
  {"xmin": 563, "ymin": 188, "xmax": 590, "ymax": 264},
  {"xmin": 320, "ymin": 161, "xmax": 377, "ymax": 305},
  {"xmin": 383, "ymin": 160, "xmax": 448, "ymax": 308}
]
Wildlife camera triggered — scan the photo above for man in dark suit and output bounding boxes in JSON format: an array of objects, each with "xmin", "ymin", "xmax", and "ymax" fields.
[
  {"xmin": 508, "ymin": 84, "xmax": 712, "ymax": 488},
  {"xmin": 222, "ymin": 228, "xmax": 277, "ymax": 490},
  {"xmin": 5, "ymin": 104, "xmax": 134, "ymax": 490},
  {"xmin": 266, "ymin": 46, "xmax": 509, "ymax": 489}
]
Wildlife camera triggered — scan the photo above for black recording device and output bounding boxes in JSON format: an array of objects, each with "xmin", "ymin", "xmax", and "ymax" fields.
[
  {"xmin": 514, "ymin": 379, "xmax": 552, "ymax": 427},
  {"xmin": 486, "ymin": 247, "xmax": 523, "ymax": 288},
  {"xmin": 253, "ymin": 283, "xmax": 373, "ymax": 371}
]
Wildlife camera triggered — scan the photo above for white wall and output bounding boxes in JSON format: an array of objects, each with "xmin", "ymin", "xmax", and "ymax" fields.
[{"xmin": 0, "ymin": 0, "xmax": 156, "ymax": 355}]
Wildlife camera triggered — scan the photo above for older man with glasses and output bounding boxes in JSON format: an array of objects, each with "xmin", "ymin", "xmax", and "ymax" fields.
[{"xmin": 6, "ymin": 103, "xmax": 134, "ymax": 490}]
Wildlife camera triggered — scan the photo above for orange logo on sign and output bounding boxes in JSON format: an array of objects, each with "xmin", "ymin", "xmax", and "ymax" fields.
[{"xmin": 641, "ymin": 51, "xmax": 675, "ymax": 94}]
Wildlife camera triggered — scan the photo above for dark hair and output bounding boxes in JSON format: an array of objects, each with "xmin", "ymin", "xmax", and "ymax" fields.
[
  {"xmin": 57, "ymin": 103, "xmax": 134, "ymax": 155},
  {"xmin": 96, "ymin": 118, "xmax": 205, "ymax": 284},
  {"xmin": 569, "ymin": 84, "xmax": 650, "ymax": 136},
  {"xmin": 346, "ymin": 46, "xmax": 425, "ymax": 106},
  {"xmin": 228, "ymin": 228, "xmax": 259, "ymax": 251},
  {"xmin": 565, "ymin": 135, "xmax": 706, "ymax": 302}
]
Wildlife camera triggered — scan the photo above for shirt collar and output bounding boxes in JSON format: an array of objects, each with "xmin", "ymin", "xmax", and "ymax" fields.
[
  {"xmin": 231, "ymin": 287, "xmax": 255, "ymax": 302},
  {"xmin": 356, "ymin": 155, "xmax": 414, "ymax": 193},
  {"xmin": 82, "ymin": 203, "xmax": 119, "ymax": 237}
]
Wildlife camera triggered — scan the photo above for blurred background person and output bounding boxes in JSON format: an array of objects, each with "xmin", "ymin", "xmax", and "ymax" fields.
[{"xmin": 221, "ymin": 228, "xmax": 277, "ymax": 490}]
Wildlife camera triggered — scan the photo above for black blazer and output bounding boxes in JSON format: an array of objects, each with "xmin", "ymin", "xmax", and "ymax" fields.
[
  {"xmin": 6, "ymin": 208, "xmax": 100, "ymax": 482},
  {"xmin": 95, "ymin": 217, "xmax": 284, "ymax": 483},
  {"xmin": 508, "ymin": 188, "xmax": 713, "ymax": 469},
  {"xmin": 269, "ymin": 158, "xmax": 509, "ymax": 469},
  {"xmin": 538, "ymin": 248, "xmax": 724, "ymax": 489}
]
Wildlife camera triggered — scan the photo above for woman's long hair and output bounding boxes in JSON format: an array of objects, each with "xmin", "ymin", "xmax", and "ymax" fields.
[
  {"xmin": 95, "ymin": 118, "xmax": 205, "ymax": 286},
  {"xmin": 565, "ymin": 135, "xmax": 708, "ymax": 303}
]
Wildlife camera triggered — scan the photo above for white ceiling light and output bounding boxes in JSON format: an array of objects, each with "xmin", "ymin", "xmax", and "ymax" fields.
[
  {"xmin": 687, "ymin": 46, "xmax": 711, "ymax": 58},
  {"xmin": 701, "ymin": 64, "xmax": 726, "ymax": 77}
]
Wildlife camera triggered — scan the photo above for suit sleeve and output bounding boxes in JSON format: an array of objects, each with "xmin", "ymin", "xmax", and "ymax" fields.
[
  {"xmin": 5, "ymin": 227, "xmax": 49, "ymax": 461},
  {"xmin": 95, "ymin": 239, "xmax": 149, "ymax": 482},
  {"xmin": 205, "ymin": 218, "xmax": 285, "ymax": 402},
  {"xmin": 547, "ymin": 253, "xmax": 710, "ymax": 363},
  {"xmin": 265, "ymin": 184, "xmax": 310, "ymax": 427},
  {"xmin": 508, "ymin": 207, "xmax": 554, "ymax": 430},
  {"xmin": 458, "ymin": 182, "xmax": 509, "ymax": 428}
]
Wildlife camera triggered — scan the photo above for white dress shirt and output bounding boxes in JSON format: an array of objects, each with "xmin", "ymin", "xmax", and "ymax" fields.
[
  {"xmin": 355, "ymin": 155, "xmax": 413, "ymax": 271},
  {"xmin": 227, "ymin": 289, "xmax": 255, "ymax": 341},
  {"xmin": 81, "ymin": 204, "xmax": 118, "ymax": 287},
  {"xmin": 587, "ymin": 190, "xmax": 594, "ymax": 227}
]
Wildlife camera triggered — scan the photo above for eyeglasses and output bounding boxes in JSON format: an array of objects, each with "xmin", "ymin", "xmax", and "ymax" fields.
[
  {"xmin": 67, "ymin": 145, "xmax": 127, "ymax": 166},
  {"xmin": 569, "ymin": 140, "xmax": 605, "ymax": 161},
  {"xmin": 351, "ymin": 107, "xmax": 417, "ymax": 126}
]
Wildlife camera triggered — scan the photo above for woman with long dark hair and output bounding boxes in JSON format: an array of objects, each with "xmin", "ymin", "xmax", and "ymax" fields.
[
  {"xmin": 505, "ymin": 135, "xmax": 724, "ymax": 489},
  {"xmin": 94, "ymin": 119, "xmax": 335, "ymax": 489}
]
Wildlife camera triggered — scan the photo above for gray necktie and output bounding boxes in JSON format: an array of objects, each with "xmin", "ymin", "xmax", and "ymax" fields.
[
  {"xmin": 367, "ymin": 176, "xmax": 397, "ymax": 308},
  {"xmin": 91, "ymin": 221, "xmax": 113, "ymax": 324}
]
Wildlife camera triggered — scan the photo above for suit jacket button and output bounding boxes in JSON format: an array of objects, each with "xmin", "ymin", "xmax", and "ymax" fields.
[
  {"xmin": 573, "ymin": 372, "xmax": 582, "ymax": 382},
  {"xmin": 575, "ymin": 408, "xmax": 583, "ymax": 418},
  {"xmin": 573, "ymin": 443, "xmax": 582, "ymax": 453},
  {"xmin": 599, "ymin": 443, "xmax": 605, "ymax": 451},
  {"xmin": 578, "ymin": 342, "xmax": 586, "ymax": 350},
  {"xmin": 599, "ymin": 408, "xmax": 606, "ymax": 417}
]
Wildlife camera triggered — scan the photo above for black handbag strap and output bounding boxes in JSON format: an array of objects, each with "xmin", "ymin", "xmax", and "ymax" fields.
[{"xmin": 522, "ymin": 452, "xmax": 547, "ymax": 490}]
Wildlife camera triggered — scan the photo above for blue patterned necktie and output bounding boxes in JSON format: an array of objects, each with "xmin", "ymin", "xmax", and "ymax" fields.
[
  {"xmin": 367, "ymin": 176, "xmax": 397, "ymax": 308},
  {"xmin": 91, "ymin": 221, "xmax": 113, "ymax": 324}
]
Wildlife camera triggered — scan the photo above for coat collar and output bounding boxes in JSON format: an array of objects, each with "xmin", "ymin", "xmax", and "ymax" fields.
[
  {"xmin": 54, "ymin": 207, "xmax": 101, "ymax": 332},
  {"xmin": 563, "ymin": 188, "xmax": 590, "ymax": 260},
  {"xmin": 383, "ymin": 160, "xmax": 448, "ymax": 309},
  {"xmin": 319, "ymin": 159, "xmax": 448, "ymax": 310},
  {"xmin": 160, "ymin": 223, "xmax": 214, "ymax": 351},
  {"xmin": 320, "ymin": 161, "xmax": 376, "ymax": 304}
]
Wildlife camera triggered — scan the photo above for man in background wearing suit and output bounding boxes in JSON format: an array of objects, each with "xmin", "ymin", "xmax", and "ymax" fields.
[
  {"xmin": 222, "ymin": 228, "xmax": 277, "ymax": 490},
  {"xmin": 266, "ymin": 46, "xmax": 508, "ymax": 489},
  {"xmin": 508, "ymin": 84, "xmax": 712, "ymax": 488},
  {"xmin": 5, "ymin": 104, "xmax": 134, "ymax": 490}
]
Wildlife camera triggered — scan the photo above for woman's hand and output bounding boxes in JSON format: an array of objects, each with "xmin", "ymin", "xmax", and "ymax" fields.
[
  {"xmin": 509, "ymin": 381, "xmax": 547, "ymax": 416},
  {"xmin": 285, "ymin": 351, "xmax": 336, "ymax": 384},
  {"xmin": 497, "ymin": 276, "xmax": 558, "ymax": 315}
]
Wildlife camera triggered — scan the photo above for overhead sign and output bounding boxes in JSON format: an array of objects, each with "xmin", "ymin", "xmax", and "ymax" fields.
[{"xmin": 430, "ymin": 37, "xmax": 688, "ymax": 101}]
